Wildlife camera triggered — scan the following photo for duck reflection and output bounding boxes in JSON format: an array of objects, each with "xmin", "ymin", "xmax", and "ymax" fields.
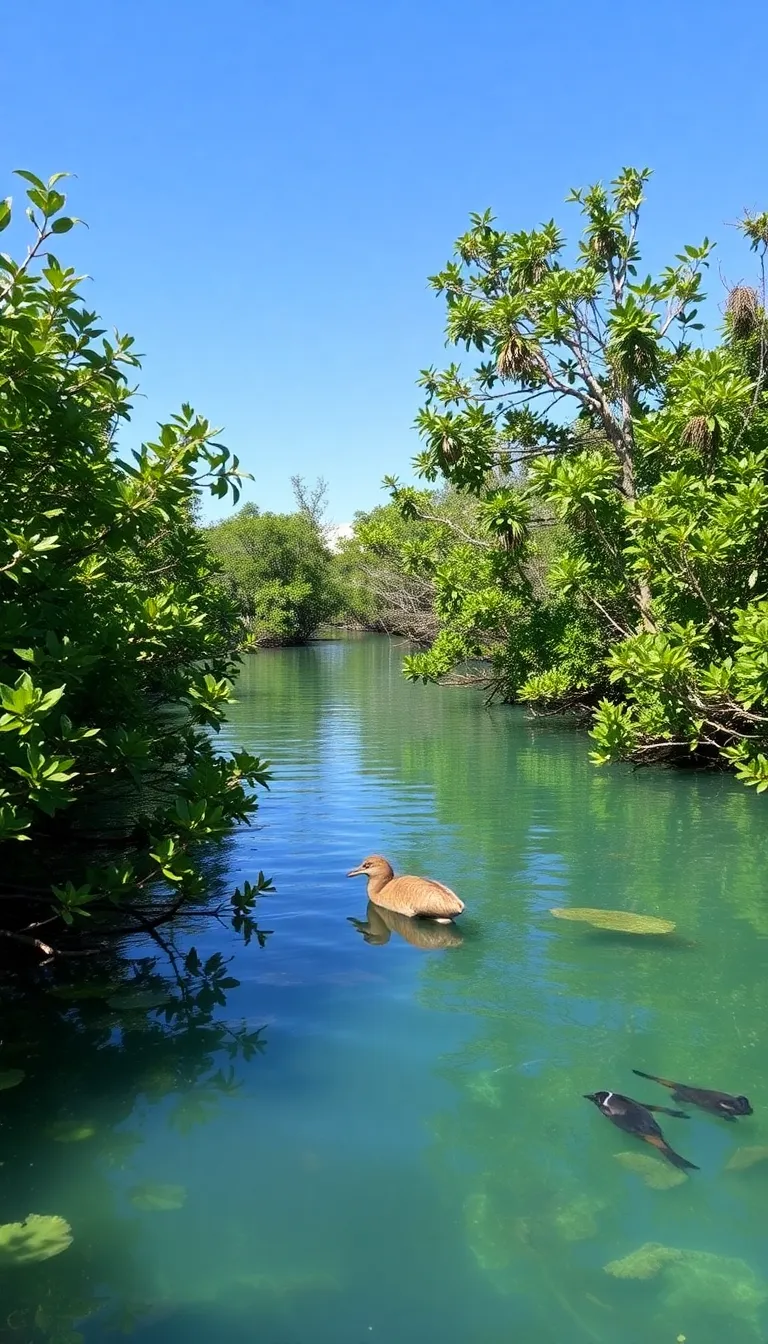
[{"xmin": 348, "ymin": 901, "xmax": 464, "ymax": 950}]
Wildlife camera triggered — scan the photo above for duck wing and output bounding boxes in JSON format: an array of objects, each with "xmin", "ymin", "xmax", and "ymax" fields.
[{"xmin": 405, "ymin": 875, "xmax": 464, "ymax": 918}]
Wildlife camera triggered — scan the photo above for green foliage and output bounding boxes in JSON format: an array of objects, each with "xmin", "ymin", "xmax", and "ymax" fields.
[
  {"xmin": 398, "ymin": 165, "xmax": 768, "ymax": 787},
  {"xmin": 0, "ymin": 1214, "xmax": 73, "ymax": 1266},
  {"xmin": 336, "ymin": 488, "xmax": 485, "ymax": 643},
  {"xmin": 207, "ymin": 504, "xmax": 342, "ymax": 645},
  {"xmin": 0, "ymin": 170, "xmax": 272, "ymax": 947}
]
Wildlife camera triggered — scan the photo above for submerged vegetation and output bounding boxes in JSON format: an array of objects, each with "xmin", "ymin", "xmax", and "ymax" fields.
[
  {"xmin": 384, "ymin": 168, "xmax": 768, "ymax": 790},
  {"xmin": 549, "ymin": 907, "xmax": 676, "ymax": 934}
]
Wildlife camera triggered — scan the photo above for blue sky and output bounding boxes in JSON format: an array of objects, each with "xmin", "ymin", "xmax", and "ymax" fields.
[{"xmin": 5, "ymin": 0, "xmax": 768, "ymax": 524}]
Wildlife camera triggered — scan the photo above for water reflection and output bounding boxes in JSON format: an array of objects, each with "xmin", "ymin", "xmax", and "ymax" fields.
[
  {"xmin": 348, "ymin": 901, "xmax": 464, "ymax": 950},
  {"xmin": 0, "ymin": 912, "xmax": 270, "ymax": 1341}
]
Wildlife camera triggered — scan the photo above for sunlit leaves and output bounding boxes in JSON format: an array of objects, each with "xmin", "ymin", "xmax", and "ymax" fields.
[
  {"xmin": 401, "ymin": 163, "xmax": 768, "ymax": 788},
  {"xmin": 0, "ymin": 1215, "xmax": 73, "ymax": 1266},
  {"xmin": 206, "ymin": 508, "xmax": 343, "ymax": 645},
  {"xmin": 0, "ymin": 168, "xmax": 272, "ymax": 936}
]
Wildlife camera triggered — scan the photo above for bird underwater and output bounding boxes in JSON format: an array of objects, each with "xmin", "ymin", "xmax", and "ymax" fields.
[
  {"xmin": 632, "ymin": 1069, "xmax": 752, "ymax": 1119},
  {"xmin": 584, "ymin": 1090, "xmax": 698, "ymax": 1171}
]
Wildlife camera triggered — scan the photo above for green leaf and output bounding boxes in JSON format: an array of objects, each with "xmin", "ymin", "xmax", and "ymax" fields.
[
  {"xmin": 550, "ymin": 908, "xmax": 676, "ymax": 935},
  {"xmin": 0, "ymin": 1215, "xmax": 73, "ymax": 1265},
  {"xmin": 128, "ymin": 1182, "xmax": 186, "ymax": 1211},
  {"xmin": 0, "ymin": 1068, "xmax": 25, "ymax": 1090},
  {"xmin": 13, "ymin": 169, "xmax": 46, "ymax": 189},
  {"xmin": 107, "ymin": 991, "xmax": 171, "ymax": 1011}
]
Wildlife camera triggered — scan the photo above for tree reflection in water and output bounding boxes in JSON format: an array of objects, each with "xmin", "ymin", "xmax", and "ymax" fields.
[{"xmin": 0, "ymin": 902, "xmax": 271, "ymax": 1343}]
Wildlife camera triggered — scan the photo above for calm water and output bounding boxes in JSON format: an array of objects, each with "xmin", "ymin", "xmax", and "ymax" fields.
[{"xmin": 3, "ymin": 634, "xmax": 768, "ymax": 1342}]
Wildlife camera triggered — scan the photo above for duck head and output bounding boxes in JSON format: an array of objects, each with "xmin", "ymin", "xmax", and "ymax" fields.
[{"xmin": 347, "ymin": 855, "xmax": 394, "ymax": 881}]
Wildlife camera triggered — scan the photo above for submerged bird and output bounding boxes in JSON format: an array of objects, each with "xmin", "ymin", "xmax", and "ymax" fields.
[
  {"xmin": 632, "ymin": 1069, "xmax": 752, "ymax": 1119},
  {"xmin": 346, "ymin": 855, "xmax": 464, "ymax": 921},
  {"xmin": 584, "ymin": 1091, "xmax": 698, "ymax": 1171},
  {"xmin": 348, "ymin": 901, "xmax": 464, "ymax": 950}
]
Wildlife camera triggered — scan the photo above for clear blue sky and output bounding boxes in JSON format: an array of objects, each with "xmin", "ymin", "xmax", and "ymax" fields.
[{"xmin": 5, "ymin": 0, "xmax": 768, "ymax": 524}]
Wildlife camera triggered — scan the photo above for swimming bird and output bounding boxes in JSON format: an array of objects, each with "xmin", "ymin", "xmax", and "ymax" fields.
[
  {"xmin": 632, "ymin": 1069, "xmax": 752, "ymax": 1120},
  {"xmin": 346, "ymin": 855, "xmax": 464, "ymax": 921},
  {"xmin": 584, "ymin": 1091, "xmax": 698, "ymax": 1171},
  {"xmin": 348, "ymin": 901, "xmax": 464, "ymax": 949}
]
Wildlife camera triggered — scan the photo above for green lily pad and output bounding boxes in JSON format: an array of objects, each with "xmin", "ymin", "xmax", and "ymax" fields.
[
  {"xmin": 725, "ymin": 1145, "xmax": 768, "ymax": 1172},
  {"xmin": 550, "ymin": 907, "xmax": 676, "ymax": 935},
  {"xmin": 48, "ymin": 1120, "xmax": 96, "ymax": 1143},
  {"xmin": 0, "ymin": 1069, "xmax": 25, "ymax": 1091},
  {"xmin": 47, "ymin": 983, "xmax": 120, "ymax": 1002},
  {"xmin": 0, "ymin": 1214, "xmax": 73, "ymax": 1266},
  {"xmin": 614, "ymin": 1150, "xmax": 688, "ymax": 1189},
  {"xmin": 129, "ymin": 1182, "xmax": 186, "ymax": 1211},
  {"xmin": 107, "ymin": 991, "xmax": 171, "ymax": 1011}
]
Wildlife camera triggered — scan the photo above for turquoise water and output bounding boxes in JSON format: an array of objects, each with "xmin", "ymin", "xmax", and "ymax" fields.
[{"xmin": 3, "ymin": 634, "xmax": 768, "ymax": 1341}]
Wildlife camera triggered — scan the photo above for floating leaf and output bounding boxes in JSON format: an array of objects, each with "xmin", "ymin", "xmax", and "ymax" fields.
[
  {"xmin": 48, "ymin": 1120, "xmax": 96, "ymax": 1143},
  {"xmin": 725, "ymin": 1145, "xmax": 768, "ymax": 1172},
  {"xmin": 107, "ymin": 991, "xmax": 171, "ymax": 1011},
  {"xmin": 129, "ymin": 1182, "xmax": 186, "ymax": 1211},
  {"xmin": 0, "ymin": 1214, "xmax": 73, "ymax": 1265},
  {"xmin": 614, "ymin": 1150, "xmax": 688, "ymax": 1189},
  {"xmin": 48, "ymin": 982, "xmax": 120, "ymax": 1001},
  {"xmin": 0, "ymin": 1069, "xmax": 25, "ymax": 1091},
  {"xmin": 550, "ymin": 907, "xmax": 676, "ymax": 935}
]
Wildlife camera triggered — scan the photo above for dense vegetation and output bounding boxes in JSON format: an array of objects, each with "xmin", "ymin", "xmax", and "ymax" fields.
[
  {"xmin": 387, "ymin": 168, "xmax": 768, "ymax": 789},
  {"xmin": 0, "ymin": 171, "xmax": 272, "ymax": 958},
  {"xmin": 336, "ymin": 488, "xmax": 487, "ymax": 644},
  {"xmin": 207, "ymin": 500, "xmax": 343, "ymax": 646}
]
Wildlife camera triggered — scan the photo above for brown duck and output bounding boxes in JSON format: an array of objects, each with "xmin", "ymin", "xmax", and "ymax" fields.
[{"xmin": 346, "ymin": 855, "xmax": 464, "ymax": 921}]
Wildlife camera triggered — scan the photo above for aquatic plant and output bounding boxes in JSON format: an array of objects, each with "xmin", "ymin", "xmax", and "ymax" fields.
[
  {"xmin": 47, "ymin": 982, "xmax": 122, "ymax": 1001},
  {"xmin": 0, "ymin": 1068, "xmax": 25, "ymax": 1090},
  {"xmin": 465, "ymin": 1190, "xmax": 516, "ymax": 1276},
  {"xmin": 129, "ymin": 1183, "xmax": 186, "ymax": 1211},
  {"xmin": 604, "ymin": 1242, "xmax": 682, "ymax": 1280},
  {"xmin": 552, "ymin": 1194, "xmax": 603, "ymax": 1241},
  {"xmin": 0, "ymin": 1214, "xmax": 73, "ymax": 1266},
  {"xmin": 466, "ymin": 1070, "xmax": 503, "ymax": 1108},
  {"xmin": 614, "ymin": 1150, "xmax": 688, "ymax": 1189},
  {"xmin": 47, "ymin": 1120, "xmax": 96, "ymax": 1143},
  {"xmin": 550, "ymin": 908, "xmax": 675, "ymax": 935},
  {"xmin": 106, "ymin": 991, "xmax": 172, "ymax": 1012},
  {"xmin": 725, "ymin": 1145, "xmax": 768, "ymax": 1172},
  {"xmin": 231, "ymin": 1269, "xmax": 341, "ymax": 1299},
  {"xmin": 605, "ymin": 1243, "xmax": 768, "ymax": 1333},
  {"xmin": 663, "ymin": 1250, "xmax": 768, "ymax": 1328}
]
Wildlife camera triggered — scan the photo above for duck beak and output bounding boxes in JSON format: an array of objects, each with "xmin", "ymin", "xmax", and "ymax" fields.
[{"xmin": 347, "ymin": 865, "xmax": 365, "ymax": 877}]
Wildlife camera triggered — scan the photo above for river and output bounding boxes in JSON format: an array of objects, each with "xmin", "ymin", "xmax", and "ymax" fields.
[{"xmin": 2, "ymin": 634, "xmax": 768, "ymax": 1342}]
